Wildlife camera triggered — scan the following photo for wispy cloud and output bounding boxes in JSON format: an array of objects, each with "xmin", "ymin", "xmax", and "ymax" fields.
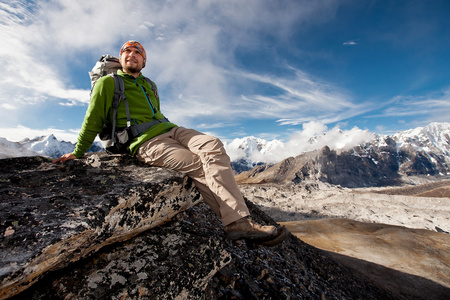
[
  {"xmin": 0, "ymin": 103, "xmax": 16, "ymax": 110},
  {"xmin": 159, "ymin": 64, "xmax": 374, "ymax": 134},
  {"xmin": 224, "ymin": 68, "xmax": 372, "ymax": 126},
  {"xmin": 0, "ymin": 125, "xmax": 80, "ymax": 143},
  {"xmin": 0, "ymin": 1, "xmax": 322, "ymax": 126},
  {"xmin": 374, "ymin": 89, "xmax": 450, "ymax": 120},
  {"xmin": 343, "ymin": 40, "xmax": 359, "ymax": 46},
  {"xmin": 2, "ymin": 0, "xmax": 445, "ymax": 143}
]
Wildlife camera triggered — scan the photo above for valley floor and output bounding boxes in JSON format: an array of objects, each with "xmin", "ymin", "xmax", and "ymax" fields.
[
  {"xmin": 240, "ymin": 178, "xmax": 450, "ymax": 232},
  {"xmin": 239, "ymin": 178, "xmax": 450, "ymax": 300}
]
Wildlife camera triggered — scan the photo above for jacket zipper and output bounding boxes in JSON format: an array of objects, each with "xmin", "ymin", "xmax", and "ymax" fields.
[{"xmin": 135, "ymin": 78, "xmax": 156, "ymax": 117}]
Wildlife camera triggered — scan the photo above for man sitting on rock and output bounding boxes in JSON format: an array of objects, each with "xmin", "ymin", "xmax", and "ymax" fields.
[{"xmin": 53, "ymin": 41, "xmax": 287, "ymax": 245}]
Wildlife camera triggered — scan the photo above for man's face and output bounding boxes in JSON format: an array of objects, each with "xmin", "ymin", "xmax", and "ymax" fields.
[{"xmin": 120, "ymin": 47, "xmax": 145, "ymax": 74}]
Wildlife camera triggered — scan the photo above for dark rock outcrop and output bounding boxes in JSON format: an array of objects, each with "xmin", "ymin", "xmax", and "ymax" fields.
[
  {"xmin": 1, "ymin": 154, "xmax": 200, "ymax": 299},
  {"xmin": 1, "ymin": 155, "xmax": 393, "ymax": 299}
]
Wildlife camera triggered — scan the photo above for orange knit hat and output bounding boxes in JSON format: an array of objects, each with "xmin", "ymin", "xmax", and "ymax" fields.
[{"xmin": 120, "ymin": 41, "xmax": 146, "ymax": 65}]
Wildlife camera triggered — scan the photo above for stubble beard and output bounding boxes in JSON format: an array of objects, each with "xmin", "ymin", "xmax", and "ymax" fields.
[
  {"xmin": 121, "ymin": 57, "xmax": 144, "ymax": 75},
  {"xmin": 123, "ymin": 64, "xmax": 142, "ymax": 74}
]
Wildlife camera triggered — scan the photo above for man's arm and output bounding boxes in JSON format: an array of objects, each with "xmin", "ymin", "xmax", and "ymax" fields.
[{"xmin": 53, "ymin": 76, "xmax": 115, "ymax": 163}]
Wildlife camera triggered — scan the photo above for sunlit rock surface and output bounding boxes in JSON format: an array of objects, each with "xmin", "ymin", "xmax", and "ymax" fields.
[{"xmin": 0, "ymin": 154, "xmax": 201, "ymax": 299}]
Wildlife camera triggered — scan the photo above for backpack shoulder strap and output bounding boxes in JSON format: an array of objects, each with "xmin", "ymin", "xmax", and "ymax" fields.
[
  {"xmin": 111, "ymin": 73, "xmax": 125, "ymax": 108},
  {"xmin": 144, "ymin": 77, "xmax": 159, "ymax": 100},
  {"xmin": 108, "ymin": 74, "xmax": 131, "ymax": 146}
]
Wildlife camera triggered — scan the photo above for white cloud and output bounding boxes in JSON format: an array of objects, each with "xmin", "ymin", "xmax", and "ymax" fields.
[
  {"xmin": 278, "ymin": 122, "xmax": 373, "ymax": 158},
  {"xmin": 0, "ymin": 125, "xmax": 80, "ymax": 143},
  {"xmin": 0, "ymin": 0, "xmax": 96, "ymax": 126},
  {"xmin": 1, "ymin": 103, "xmax": 16, "ymax": 110},
  {"xmin": 0, "ymin": 0, "xmax": 375, "ymax": 140},
  {"xmin": 343, "ymin": 40, "xmax": 358, "ymax": 45}
]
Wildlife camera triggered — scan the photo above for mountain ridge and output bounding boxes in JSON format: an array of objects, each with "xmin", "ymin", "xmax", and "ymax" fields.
[
  {"xmin": 0, "ymin": 135, "xmax": 102, "ymax": 159},
  {"xmin": 235, "ymin": 122, "xmax": 450, "ymax": 187},
  {"xmin": 1, "ymin": 123, "xmax": 449, "ymax": 187},
  {"xmin": 230, "ymin": 122, "xmax": 450, "ymax": 173}
]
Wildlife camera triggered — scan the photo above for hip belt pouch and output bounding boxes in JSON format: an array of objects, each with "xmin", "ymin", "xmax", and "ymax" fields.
[{"xmin": 99, "ymin": 125, "xmax": 130, "ymax": 154}]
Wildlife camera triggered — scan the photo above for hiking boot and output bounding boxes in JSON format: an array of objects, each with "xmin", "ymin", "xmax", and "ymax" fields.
[
  {"xmin": 224, "ymin": 217, "xmax": 288, "ymax": 245},
  {"xmin": 258, "ymin": 226, "xmax": 289, "ymax": 246}
]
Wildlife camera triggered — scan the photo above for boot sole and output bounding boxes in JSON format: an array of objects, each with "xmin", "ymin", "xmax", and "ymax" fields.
[
  {"xmin": 226, "ymin": 230, "xmax": 276, "ymax": 240},
  {"xmin": 226, "ymin": 226, "xmax": 289, "ymax": 246},
  {"xmin": 257, "ymin": 226, "xmax": 289, "ymax": 246}
]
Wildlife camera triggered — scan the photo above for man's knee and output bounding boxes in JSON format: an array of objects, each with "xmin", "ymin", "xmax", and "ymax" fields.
[
  {"xmin": 200, "ymin": 137, "xmax": 233, "ymax": 167},
  {"xmin": 201, "ymin": 135, "xmax": 225, "ymax": 152}
]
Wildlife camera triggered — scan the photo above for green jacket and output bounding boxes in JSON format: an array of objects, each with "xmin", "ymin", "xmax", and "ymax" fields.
[{"xmin": 73, "ymin": 70, "xmax": 177, "ymax": 158}]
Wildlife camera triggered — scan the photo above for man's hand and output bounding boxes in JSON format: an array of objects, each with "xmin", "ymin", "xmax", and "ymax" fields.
[{"xmin": 53, "ymin": 153, "xmax": 76, "ymax": 164}]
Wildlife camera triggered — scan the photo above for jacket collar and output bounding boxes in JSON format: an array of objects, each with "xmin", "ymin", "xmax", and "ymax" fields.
[{"xmin": 117, "ymin": 69, "xmax": 143, "ymax": 80}]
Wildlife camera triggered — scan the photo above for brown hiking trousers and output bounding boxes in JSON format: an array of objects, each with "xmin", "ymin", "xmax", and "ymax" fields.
[{"xmin": 136, "ymin": 127, "xmax": 250, "ymax": 226}]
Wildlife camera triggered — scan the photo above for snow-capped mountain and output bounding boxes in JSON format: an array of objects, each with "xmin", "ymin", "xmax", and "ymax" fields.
[
  {"xmin": 381, "ymin": 122, "xmax": 450, "ymax": 157},
  {"xmin": 19, "ymin": 135, "xmax": 78, "ymax": 159},
  {"xmin": 0, "ymin": 137, "xmax": 38, "ymax": 159},
  {"xmin": 1, "ymin": 123, "xmax": 449, "ymax": 183},
  {"xmin": 235, "ymin": 122, "xmax": 450, "ymax": 187},
  {"xmin": 226, "ymin": 122, "xmax": 450, "ymax": 172},
  {"xmin": 355, "ymin": 122, "xmax": 450, "ymax": 178},
  {"xmin": 225, "ymin": 136, "xmax": 284, "ymax": 172},
  {"xmin": 0, "ymin": 135, "xmax": 103, "ymax": 159}
]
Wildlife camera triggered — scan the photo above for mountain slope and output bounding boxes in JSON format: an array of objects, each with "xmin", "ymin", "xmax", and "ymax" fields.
[
  {"xmin": 0, "ymin": 135, "xmax": 103, "ymax": 159},
  {"xmin": 236, "ymin": 123, "xmax": 450, "ymax": 187},
  {"xmin": 0, "ymin": 138, "xmax": 38, "ymax": 159}
]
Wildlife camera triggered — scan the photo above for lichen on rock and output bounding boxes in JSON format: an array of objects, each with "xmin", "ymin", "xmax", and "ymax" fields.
[
  {"xmin": 0, "ymin": 154, "xmax": 201, "ymax": 299},
  {"xmin": 1, "ymin": 154, "xmax": 395, "ymax": 299}
]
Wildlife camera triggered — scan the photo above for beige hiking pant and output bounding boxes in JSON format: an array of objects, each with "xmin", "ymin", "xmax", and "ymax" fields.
[{"xmin": 136, "ymin": 127, "xmax": 250, "ymax": 226}]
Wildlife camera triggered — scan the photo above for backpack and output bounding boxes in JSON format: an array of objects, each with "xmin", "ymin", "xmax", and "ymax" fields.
[{"xmin": 88, "ymin": 55, "xmax": 168, "ymax": 154}]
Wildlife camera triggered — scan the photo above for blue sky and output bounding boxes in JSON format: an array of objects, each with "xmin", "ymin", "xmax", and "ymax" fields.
[{"xmin": 1, "ymin": 0, "xmax": 450, "ymax": 145}]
